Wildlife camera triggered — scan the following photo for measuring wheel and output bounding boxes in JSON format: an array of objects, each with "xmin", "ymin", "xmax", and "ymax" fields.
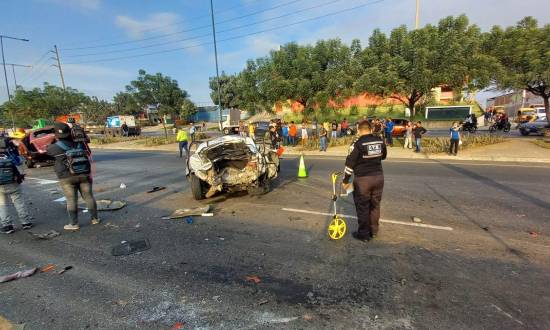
[{"xmin": 328, "ymin": 215, "xmax": 347, "ymax": 240}]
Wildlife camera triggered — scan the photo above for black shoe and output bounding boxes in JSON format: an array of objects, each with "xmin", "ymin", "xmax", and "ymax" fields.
[
  {"xmin": 352, "ymin": 231, "xmax": 370, "ymax": 242},
  {"xmin": 21, "ymin": 223, "xmax": 34, "ymax": 230},
  {"xmin": 1, "ymin": 225, "xmax": 15, "ymax": 234}
]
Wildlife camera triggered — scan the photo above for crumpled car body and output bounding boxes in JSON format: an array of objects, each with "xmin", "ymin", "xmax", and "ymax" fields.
[{"xmin": 186, "ymin": 135, "xmax": 280, "ymax": 200}]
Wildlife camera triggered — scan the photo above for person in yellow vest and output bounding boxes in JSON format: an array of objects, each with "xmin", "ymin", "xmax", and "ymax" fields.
[
  {"xmin": 248, "ymin": 122, "xmax": 255, "ymax": 139},
  {"xmin": 176, "ymin": 128, "xmax": 189, "ymax": 158}
]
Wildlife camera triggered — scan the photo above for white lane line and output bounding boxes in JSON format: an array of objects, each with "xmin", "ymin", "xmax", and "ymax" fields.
[
  {"xmin": 26, "ymin": 177, "xmax": 59, "ymax": 185},
  {"xmin": 281, "ymin": 208, "xmax": 453, "ymax": 231}
]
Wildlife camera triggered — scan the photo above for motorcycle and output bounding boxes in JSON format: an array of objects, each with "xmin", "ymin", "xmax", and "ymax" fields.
[
  {"xmin": 489, "ymin": 120, "xmax": 511, "ymax": 133},
  {"xmin": 461, "ymin": 121, "xmax": 478, "ymax": 133}
]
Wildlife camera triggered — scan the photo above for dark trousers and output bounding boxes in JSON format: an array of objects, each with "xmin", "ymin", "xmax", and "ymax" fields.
[
  {"xmin": 59, "ymin": 176, "xmax": 98, "ymax": 225},
  {"xmin": 385, "ymin": 131, "xmax": 393, "ymax": 146},
  {"xmin": 179, "ymin": 141, "xmax": 188, "ymax": 157},
  {"xmin": 449, "ymin": 139, "xmax": 459, "ymax": 155},
  {"xmin": 353, "ymin": 175, "xmax": 384, "ymax": 238}
]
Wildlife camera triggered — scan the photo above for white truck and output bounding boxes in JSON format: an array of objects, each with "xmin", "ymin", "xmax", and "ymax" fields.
[
  {"xmin": 104, "ymin": 115, "xmax": 141, "ymax": 137},
  {"xmin": 222, "ymin": 109, "xmax": 242, "ymax": 135}
]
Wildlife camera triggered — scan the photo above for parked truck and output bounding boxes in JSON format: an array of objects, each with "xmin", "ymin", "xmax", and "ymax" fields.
[
  {"xmin": 104, "ymin": 115, "xmax": 141, "ymax": 136},
  {"xmin": 222, "ymin": 108, "xmax": 242, "ymax": 135}
]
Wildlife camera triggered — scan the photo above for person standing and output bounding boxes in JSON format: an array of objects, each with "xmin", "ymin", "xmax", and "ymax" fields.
[
  {"xmin": 121, "ymin": 122, "xmax": 129, "ymax": 137},
  {"xmin": 288, "ymin": 121, "xmax": 297, "ymax": 146},
  {"xmin": 248, "ymin": 122, "xmax": 256, "ymax": 139},
  {"xmin": 403, "ymin": 121, "xmax": 413, "ymax": 149},
  {"xmin": 342, "ymin": 120, "xmax": 387, "ymax": 242},
  {"xmin": 301, "ymin": 122, "xmax": 309, "ymax": 147},
  {"xmin": 449, "ymin": 122, "xmax": 461, "ymax": 156},
  {"xmin": 413, "ymin": 121, "xmax": 427, "ymax": 153},
  {"xmin": 281, "ymin": 123, "xmax": 289, "ymax": 146},
  {"xmin": 331, "ymin": 120, "xmax": 338, "ymax": 139},
  {"xmin": 189, "ymin": 122, "xmax": 196, "ymax": 142},
  {"xmin": 311, "ymin": 120, "xmax": 318, "ymax": 139},
  {"xmin": 384, "ymin": 117, "xmax": 394, "ymax": 147},
  {"xmin": 340, "ymin": 118, "xmax": 349, "ymax": 137},
  {"xmin": 176, "ymin": 127, "xmax": 189, "ymax": 158},
  {"xmin": 47, "ymin": 123, "xmax": 99, "ymax": 231},
  {"xmin": 319, "ymin": 125, "xmax": 328, "ymax": 152},
  {"xmin": 0, "ymin": 136, "xmax": 33, "ymax": 234}
]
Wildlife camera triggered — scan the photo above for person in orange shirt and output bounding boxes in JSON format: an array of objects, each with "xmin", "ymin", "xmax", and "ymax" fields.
[{"xmin": 288, "ymin": 121, "xmax": 297, "ymax": 146}]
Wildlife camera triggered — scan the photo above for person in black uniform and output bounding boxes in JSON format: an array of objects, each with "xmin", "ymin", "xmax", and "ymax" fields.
[{"xmin": 342, "ymin": 120, "xmax": 387, "ymax": 242}]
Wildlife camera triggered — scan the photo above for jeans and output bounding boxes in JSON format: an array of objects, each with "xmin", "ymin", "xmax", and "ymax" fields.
[
  {"xmin": 403, "ymin": 136, "xmax": 413, "ymax": 149},
  {"xmin": 353, "ymin": 175, "xmax": 384, "ymax": 238},
  {"xmin": 385, "ymin": 131, "xmax": 393, "ymax": 146},
  {"xmin": 59, "ymin": 176, "xmax": 98, "ymax": 225},
  {"xmin": 289, "ymin": 136, "xmax": 296, "ymax": 146},
  {"xmin": 449, "ymin": 139, "xmax": 459, "ymax": 155},
  {"xmin": 415, "ymin": 138, "xmax": 422, "ymax": 152},
  {"xmin": 331, "ymin": 131, "xmax": 337, "ymax": 139},
  {"xmin": 283, "ymin": 136, "xmax": 288, "ymax": 146},
  {"xmin": 178, "ymin": 141, "xmax": 188, "ymax": 157},
  {"xmin": 320, "ymin": 136, "xmax": 327, "ymax": 151},
  {"xmin": 0, "ymin": 183, "xmax": 32, "ymax": 227}
]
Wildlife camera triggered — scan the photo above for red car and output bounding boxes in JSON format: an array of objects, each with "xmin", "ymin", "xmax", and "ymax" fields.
[{"xmin": 18, "ymin": 127, "xmax": 56, "ymax": 168}]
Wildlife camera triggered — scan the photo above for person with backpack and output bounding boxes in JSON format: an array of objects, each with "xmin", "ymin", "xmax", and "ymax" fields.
[
  {"xmin": 0, "ymin": 135, "xmax": 33, "ymax": 234},
  {"xmin": 47, "ymin": 123, "xmax": 99, "ymax": 231}
]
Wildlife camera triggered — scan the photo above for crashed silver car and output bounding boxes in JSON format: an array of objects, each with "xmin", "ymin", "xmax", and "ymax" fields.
[{"xmin": 186, "ymin": 135, "xmax": 280, "ymax": 200}]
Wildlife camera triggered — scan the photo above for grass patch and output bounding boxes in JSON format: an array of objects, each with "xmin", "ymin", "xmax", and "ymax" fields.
[
  {"xmin": 300, "ymin": 133, "xmax": 506, "ymax": 154},
  {"xmin": 89, "ymin": 136, "xmax": 141, "ymax": 145}
]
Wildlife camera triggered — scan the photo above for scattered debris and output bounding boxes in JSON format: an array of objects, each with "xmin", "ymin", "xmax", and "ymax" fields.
[
  {"xmin": 120, "ymin": 183, "xmax": 127, "ymax": 189},
  {"xmin": 246, "ymin": 275, "xmax": 261, "ymax": 284},
  {"xmin": 167, "ymin": 205, "xmax": 212, "ymax": 219},
  {"xmin": 96, "ymin": 200, "xmax": 127, "ymax": 211},
  {"xmin": 58, "ymin": 266, "xmax": 73, "ymax": 275},
  {"xmin": 529, "ymin": 231, "xmax": 538, "ymax": 238},
  {"xmin": 111, "ymin": 239, "xmax": 151, "ymax": 256},
  {"xmin": 213, "ymin": 295, "xmax": 221, "ymax": 302},
  {"xmin": 28, "ymin": 230, "xmax": 60, "ymax": 240},
  {"xmin": 53, "ymin": 196, "xmax": 66, "ymax": 203},
  {"xmin": 40, "ymin": 264, "xmax": 56, "ymax": 273},
  {"xmin": 288, "ymin": 216, "xmax": 302, "ymax": 222},
  {"xmin": 147, "ymin": 186, "xmax": 166, "ymax": 193},
  {"xmin": 303, "ymin": 314, "xmax": 314, "ymax": 321},
  {"xmin": 135, "ymin": 224, "xmax": 141, "ymax": 229},
  {"xmin": 104, "ymin": 222, "xmax": 120, "ymax": 229},
  {"xmin": 218, "ymin": 236, "xmax": 225, "ymax": 241},
  {"xmin": 412, "ymin": 216, "xmax": 422, "ymax": 223},
  {"xmin": 258, "ymin": 299, "xmax": 269, "ymax": 306},
  {"xmin": 186, "ymin": 217, "xmax": 193, "ymax": 224},
  {"xmin": 172, "ymin": 322, "xmax": 185, "ymax": 330},
  {"xmin": 0, "ymin": 268, "xmax": 38, "ymax": 283},
  {"xmin": 482, "ymin": 226, "xmax": 489, "ymax": 231}
]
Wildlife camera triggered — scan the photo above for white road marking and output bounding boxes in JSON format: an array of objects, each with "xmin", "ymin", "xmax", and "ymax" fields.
[
  {"xmin": 281, "ymin": 208, "xmax": 454, "ymax": 231},
  {"xmin": 491, "ymin": 304, "xmax": 524, "ymax": 325},
  {"xmin": 26, "ymin": 177, "xmax": 58, "ymax": 185}
]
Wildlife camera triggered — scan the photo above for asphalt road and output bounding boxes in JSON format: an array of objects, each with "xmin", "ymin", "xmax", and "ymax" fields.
[{"xmin": 1, "ymin": 151, "xmax": 550, "ymax": 329}]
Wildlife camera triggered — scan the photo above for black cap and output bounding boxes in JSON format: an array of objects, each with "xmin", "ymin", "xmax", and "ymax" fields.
[{"xmin": 54, "ymin": 122, "xmax": 71, "ymax": 139}]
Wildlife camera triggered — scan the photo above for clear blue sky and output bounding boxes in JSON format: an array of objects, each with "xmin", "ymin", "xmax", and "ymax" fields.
[{"xmin": 1, "ymin": 0, "xmax": 549, "ymax": 106}]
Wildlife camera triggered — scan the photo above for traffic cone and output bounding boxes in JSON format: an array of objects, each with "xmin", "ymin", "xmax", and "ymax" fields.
[{"xmin": 297, "ymin": 154, "xmax": 308, "ymax": 178}]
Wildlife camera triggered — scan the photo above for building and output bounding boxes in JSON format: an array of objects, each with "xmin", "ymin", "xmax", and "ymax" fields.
[{"xmin": 486, "ymin": 90, "xmax": 544, "ymax": 118}]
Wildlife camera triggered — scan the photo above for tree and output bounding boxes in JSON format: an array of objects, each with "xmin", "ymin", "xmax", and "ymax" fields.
[
  {"xmin": 113, "ymin": 92, "xmax": 140, "ymax": 115},
  {"xmin": 487, "ymin": 17, "xmax": 550, "ymax": 126},
  {"xmin": 180, "ymin": 99, "xmax": 197, "ymax": 120},
  {"xmin": 209, "ymin": 72, "xmax": 241, "ymax": 109}
]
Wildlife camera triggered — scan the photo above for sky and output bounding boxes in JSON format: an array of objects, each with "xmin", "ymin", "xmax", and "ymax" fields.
[{"xmin": 1, "ymin": 0, "xmax": 550, "ymax": 107}]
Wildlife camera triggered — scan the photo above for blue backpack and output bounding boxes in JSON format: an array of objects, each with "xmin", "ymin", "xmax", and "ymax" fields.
[{"xmin": 56, "ymin": 141, "xmax": 91, "ymax": 175}]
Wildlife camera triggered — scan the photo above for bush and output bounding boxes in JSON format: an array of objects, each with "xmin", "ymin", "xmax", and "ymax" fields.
[
  {"xmin": 89, "ymin": 136, "xmax": 141, "ymax": 145},
  {"xmin": 412, "ymin": 134, "xmax": 506, "ymax": 153}
]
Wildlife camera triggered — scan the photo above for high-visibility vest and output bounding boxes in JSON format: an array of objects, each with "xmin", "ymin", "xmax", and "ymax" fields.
[{"xmin": 176, "ymin": 130, "xmax": 188, "ymax": 142}]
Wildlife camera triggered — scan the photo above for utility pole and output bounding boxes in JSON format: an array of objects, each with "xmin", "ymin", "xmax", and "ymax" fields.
[
  {"xmin": 51, "ymin": 45, "xmax": 66, "ymax": 90},
  {"xmin": 7, "ymin": 63, "xmax": 32, "ymax": 88},
  {"xmin": 415, "ymin": 0, "xmax": 420, "ymax": 29},
  {"xmin": 210, "ymin": 0, "xmax": 223, "ymax": 130},
  {"xmin": 0, "ymin": 34, "xmax": 30, "ymax": 129}
]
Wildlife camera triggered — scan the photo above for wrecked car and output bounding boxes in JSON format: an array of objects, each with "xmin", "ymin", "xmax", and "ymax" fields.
[
  {"xmin": 186, "ymin": 135, "xmax": 280, "ymax": 200},
  {"xmin": 18, "ymin": 126, "xmax": 56, "ymax": 168}
]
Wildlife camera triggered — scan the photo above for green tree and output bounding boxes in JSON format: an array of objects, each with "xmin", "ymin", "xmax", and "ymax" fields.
[
  {"xmin": 180, "ymin": 99, "xmax": 197, "ymax": 120},
  {"xmin": 487, "ymin": 17, "xmax": 550, "ymax": 126},
  {"xmin": 209, "ymin": 72, "xmax": 242, "ymax": 109},
  {"xmin": 113, "ymin": 92, "xmax": 140, "ymax": 115}
]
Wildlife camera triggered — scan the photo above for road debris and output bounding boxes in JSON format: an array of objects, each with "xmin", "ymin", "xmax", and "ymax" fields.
[
  {"xmin": 120, "ymin": 183, "xmax": 127, "ymax": 189},
  {"xmin": 104, "ymin": 222, "xmax": 120, "ymax": 229},
  {"xmin": 58, "ymin": 266, "xmax": 73, "ymax": 275},
  {"xmin": 147, "ymin": 186, "xmax": 166, "ymax": 193},
  {"xmin": 213, "ymin": 295, "xmax": 221, "ymax": 302},
  {"xmin": 303, "ymin": 314, "xmax": 314, "ymax": 321},
  {"xmin": 40, "ymin": 264, "xmax": 56, "ymax": 273},
  {"xmin": 28, "ymin": 230, "xmax": 60, "ymax": 240},
  {"xmin": 0, "ymin": 268, "xmax": 38, "ymax": 283},
  {"xmin": 246, "ymin": 275, "xmax": 261, "ymax": 284},
  {"xmin": 412, "ymin": 217, "xmax": 423, "ymax": 223},
  {"xmin": 166, "ymin": 205, "xmax": 212, "ymax": 219},
  {"xmin": 97, "ymin": 200, "xmax": 127, "ymax": 211},
  {"xmin": 111, "ymin": 239, "xmax": 151, "ymax": 256},
  {"xmin": 172, "ymin": 322, "xmax": 185, "ymax": 330},
  {"xmin": 258, "ymin": 299, "xmax": 269, "ymax": 306},
  {"xmin": 529, "ymin": 231, "xmax": 538, "ymax": 238},
  {"xmin": 186, "ymin": 217, "xmax": 193, "ymax": 224}
]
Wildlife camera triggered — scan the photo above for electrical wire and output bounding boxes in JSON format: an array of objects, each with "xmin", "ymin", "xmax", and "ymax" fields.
[
  {"xmin": 62, "ymin": 0, "xmax": 306, "ymax": 51},
  {"xmin": 65, "ymin": 0, "xmax": 384, "ymax": 65},
  {"xmin": 64, "ymin": 0, "xmax": 346, "ymax": 58}
]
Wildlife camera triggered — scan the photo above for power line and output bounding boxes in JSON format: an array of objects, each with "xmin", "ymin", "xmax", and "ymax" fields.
[
  {"xmin": 17, "ymin": 50, "xmax": 51, "ymax": 84},
  {"xmin": 62, "ymin": 0, "xmax": 306, "ymax": 51},
  {"xmin": 64, "ymin": 0, "xmax": 346, "ymax": 59},
  {"xmin": 65, "ymin": 0, "xmax": 385, "ymax": 65}
]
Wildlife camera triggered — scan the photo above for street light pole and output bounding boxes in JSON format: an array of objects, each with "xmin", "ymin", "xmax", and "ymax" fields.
[
  {"xmin": 415, "ymin": 0, "xmax": 420, "ymax": 29},
  {"xmin": 52, "ymin": 45, "xmax": 66, "ymax": 90},
  {"xmin": 7, "ymin": 63, "xmax": 31, "ymax": 88},
  {"xmin": 0, "ymin": 34, "xmax": 30, "ymax": 129},
  {"xmin": 210, "ymin": 0, "xmax": 224, "ymax": 130}
]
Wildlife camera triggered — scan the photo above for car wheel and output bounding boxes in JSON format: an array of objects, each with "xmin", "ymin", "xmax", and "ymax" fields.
[
  {"xmin": 223, "ymin": 128, "xmax": 230, "ymax": 135},
  {"xmin": 190, "ymin": 174, "xmax": 206, "ymax": 200},
  {"xmin": 520, "ymin": 129, "xmax": 530, "ymax": 136}
]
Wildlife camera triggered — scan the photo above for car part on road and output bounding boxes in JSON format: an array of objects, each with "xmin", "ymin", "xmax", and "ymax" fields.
[
  {"xmin": 40, "ymin": 264, "xmax": 56, "ymax": 273},
  {"xmin": 0, "ymin": 268, "xmax": 38, "ymax": 284},
  {"xmin": 165, "ymin": 205, "xmax": 212, "ymax": 219},
  {"xmin": 96, "ymin": 200, "xmax": 127, "ymax": 211},
  {"xmin": 147, "ymin": 186, "xmax": 166, "ymax": 193},
  {"xmin": 328, "ymin": 172, "xmax": 347, "ymax": 240},
  {"xmin": 111, "ymin": 239, "xmax": 151, "ymax": 256},
  {"xmin": 245, "ymin": 275, "xmax": 261, "ymax": 284},
  {"xmin": 58, "ymin": 266, "xmax": 73, "ymax": 275},
  {"xmin": 28, "ymin": 230, "xmax": 61, "ymax": 240}
]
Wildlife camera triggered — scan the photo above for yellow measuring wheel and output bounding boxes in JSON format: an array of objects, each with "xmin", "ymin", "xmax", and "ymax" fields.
[{"xmin": 328, "ymin": 172, "xmax": 347, "ymax": 240}]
